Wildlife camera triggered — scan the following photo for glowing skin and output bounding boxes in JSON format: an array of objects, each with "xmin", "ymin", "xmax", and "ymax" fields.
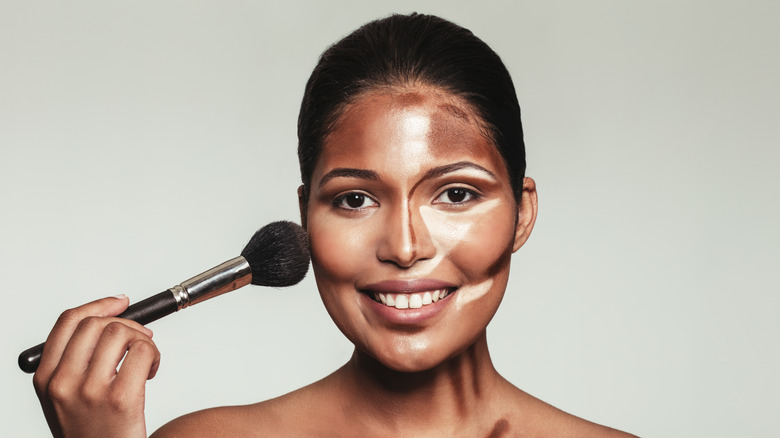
[
  {"xmin": 149, "ymin": 87, "xmax": 632, "ymax": 438},
  {"xmin": 303, "ymin": 88, "xmax": 530, "ymax": 373}
]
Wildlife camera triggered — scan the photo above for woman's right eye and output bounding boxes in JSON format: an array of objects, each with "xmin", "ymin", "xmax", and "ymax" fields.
[{"xmin": 333, "ymin": 192, "xmax": 378, "ymax": 210}]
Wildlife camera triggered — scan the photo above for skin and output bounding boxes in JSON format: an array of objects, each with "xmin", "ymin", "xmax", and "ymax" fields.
[
  {"xmin": 35, "ymin": 87, "xmax": 636, "ymax": 437},
  {"xmin": 33, "ymin": 295, "xmax": 160, "ymax": 438},
  {"xmin": 305, "ymin": 88, "xmax": 523, "ymax": 374}
]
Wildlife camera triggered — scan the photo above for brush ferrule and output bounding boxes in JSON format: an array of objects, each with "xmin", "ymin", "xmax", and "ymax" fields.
[
  {"xmin": 170, "ymin": 285, "xmax": 190, "ymax": 310},
  {"xmin": 177, "ymin": 256, "xmax": 252, "ymax": 307}
]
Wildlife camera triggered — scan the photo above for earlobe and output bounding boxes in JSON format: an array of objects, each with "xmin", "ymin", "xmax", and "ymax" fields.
[
  {"xmin": 512, "ymin": 177, "xmax": 538, "ymax": 252},
  {"xmin": 297, "ymin": 185, "xmax": 308, "ymax": 230}
]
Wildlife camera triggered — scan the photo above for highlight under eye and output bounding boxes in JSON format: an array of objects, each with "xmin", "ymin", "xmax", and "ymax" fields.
[
  {"xmin": 434, "ymin": 187, "xmax": 479, "ymax": 205},
  {"xmin": 333, "ymin": 192, "xmax": 378, "ymax": 210}
]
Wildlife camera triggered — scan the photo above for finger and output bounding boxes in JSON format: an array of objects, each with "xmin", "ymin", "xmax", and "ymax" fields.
[
  {"xmin": 55, "ymin": 313, "xmax": 152, "ymax": 375},
  {"xmin": 35, "ymin": 295, "xmax": 130, "ymax": 386},
  {"xmin": 85, "ymin": 322, "xmax": 158, "ymax": 382},
  {"xmin": 53, "ymin": 316, "xmax": 113, "ymax": 380},
  {"xmin": 114, "ymin": 338, "xmax": 161, "ymax": 393}
]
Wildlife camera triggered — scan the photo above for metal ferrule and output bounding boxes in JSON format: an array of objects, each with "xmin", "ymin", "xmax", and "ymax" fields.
[
  {"xmin": 175, "ymin": 256, "xmax": 252, "ymax": 309},
  {"xmin": 170, "ymin": 285, "xmax": 190, "ymax": 310}
]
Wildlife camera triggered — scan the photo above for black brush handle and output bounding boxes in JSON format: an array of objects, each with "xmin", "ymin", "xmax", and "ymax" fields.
[
  {"xmin": 18, "ymin": 290, "xmax": 179, "ymax": 374},
  {"xmin": 117, "ymin": 289, "xmax": 179, "ymax": 325}
]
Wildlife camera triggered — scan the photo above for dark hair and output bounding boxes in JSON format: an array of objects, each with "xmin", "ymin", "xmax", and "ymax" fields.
[{"xmin": 297, "ymin": 13, "xmax": 525, "ymax": 199}]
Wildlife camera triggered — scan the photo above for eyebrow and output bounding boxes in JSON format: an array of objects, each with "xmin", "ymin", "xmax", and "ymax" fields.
[
  {"xmin": 318, "ymin": 168, "xmax": 379, "ymax": 188},
  {"xmin": 418, "ymin": 161, "xmax": 497, "ymax": 182},
  {"xmin": 317, "ymin": 161, "xmax": 496, "ymax": 189}
]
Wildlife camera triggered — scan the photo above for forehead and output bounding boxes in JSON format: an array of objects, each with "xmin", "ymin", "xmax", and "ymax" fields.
[{"xmin": 317, "ymin": 88, "xmax": 506, "ymax": 177}]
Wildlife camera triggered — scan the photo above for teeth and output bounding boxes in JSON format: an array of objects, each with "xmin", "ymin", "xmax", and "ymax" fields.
[{"xmin": 371, "ymin": 289, "xmax": 452, "ymax": 309}]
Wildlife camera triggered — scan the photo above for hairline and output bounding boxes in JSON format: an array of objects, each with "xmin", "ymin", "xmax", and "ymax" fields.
[{"xmin": 316, "ymin": 82, "xmax": 504, "ymax": 179}]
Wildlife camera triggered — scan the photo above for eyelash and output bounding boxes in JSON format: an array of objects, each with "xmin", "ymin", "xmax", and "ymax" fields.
[
  {"xmin": 331, "ymin": 186, "xmax": 480, "ymax": 211},
  {"xmin": 433, "ymin": 187, "xmax": 481, "ymax": 205},
  {"xmin": 332, "ymin": 192, "xmax": 378, "ymax": 210}
]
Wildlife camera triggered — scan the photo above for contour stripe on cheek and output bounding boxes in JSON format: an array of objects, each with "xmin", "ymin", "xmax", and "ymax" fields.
[{"xmin": 453, "ymin": 279, "xmax": 495, "ymax": 309}]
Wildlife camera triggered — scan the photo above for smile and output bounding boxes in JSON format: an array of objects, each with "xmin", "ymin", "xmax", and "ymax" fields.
[{"xmin": 370, "ymin": 289, "xmax": 454, "ymax": 309}]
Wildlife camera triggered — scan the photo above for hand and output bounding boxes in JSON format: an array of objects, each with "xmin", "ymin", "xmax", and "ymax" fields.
[{"xmin": 33, "ymin": 295, "xmax": 161, "ymax": 438}]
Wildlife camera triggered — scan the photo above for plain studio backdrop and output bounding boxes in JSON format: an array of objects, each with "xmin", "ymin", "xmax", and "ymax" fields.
[{"xmin": 2, "ymin": 1, "xmax": 778, "ymax": 436}]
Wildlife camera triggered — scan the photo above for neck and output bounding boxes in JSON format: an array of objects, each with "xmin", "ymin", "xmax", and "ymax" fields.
[{"xmin": 336, "ymin": 331, "xmax": 503, "ymax": 434}]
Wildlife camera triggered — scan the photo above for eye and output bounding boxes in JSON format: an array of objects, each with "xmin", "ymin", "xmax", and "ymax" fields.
[
  {"xmin": 333, "ymin": 192, "xmax": 378, "ymax": 210},
  {"xmin": 434, "ymin": 187, "xmax": 479, "ymax": 205}
]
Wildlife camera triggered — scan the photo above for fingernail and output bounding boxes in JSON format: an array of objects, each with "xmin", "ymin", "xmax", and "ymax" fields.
[{"xmin": 113, "ymin": 294, "xmax": 127, "ymax": 300}]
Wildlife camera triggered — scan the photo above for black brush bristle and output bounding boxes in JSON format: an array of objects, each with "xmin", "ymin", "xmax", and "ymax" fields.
[{"xmin": 240, "ymin": 221, "xmax": 310, "ymax": 287}]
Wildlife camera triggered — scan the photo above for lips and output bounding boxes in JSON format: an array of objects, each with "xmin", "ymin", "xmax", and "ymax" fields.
[
  {"xmin": 362, "ymin": 279, "xmax": 456, "ymax": 293},
  {"xmin": 372, "ymin": 289, "xmax": 453, "ymax": 309},
  {"xmin": 360, "ymin": 279, "xmax": 457, "ymax": 310}
]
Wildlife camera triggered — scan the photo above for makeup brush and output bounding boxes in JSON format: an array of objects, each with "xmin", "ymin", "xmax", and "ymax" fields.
[{"xmin": 18, "ymin": 220, "xmax": 310, "ymax": 374}]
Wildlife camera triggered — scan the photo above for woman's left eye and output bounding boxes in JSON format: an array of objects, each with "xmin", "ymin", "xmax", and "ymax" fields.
[{"xmin": 434, "ymin": 187, "xmax": 478, "ymax": 205}]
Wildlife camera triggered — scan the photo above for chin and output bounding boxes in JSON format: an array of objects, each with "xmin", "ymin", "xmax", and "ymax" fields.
[
  {"xmin": 364, "ymin": 334, "xmax": 477, "ymax": 374},
  {"xmin": 376, "ymin": 354, "xmax": 440, "ymax": 374}
]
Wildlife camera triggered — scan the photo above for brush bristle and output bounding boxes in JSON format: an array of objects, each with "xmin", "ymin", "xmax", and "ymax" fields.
[{"xmin": 240, "ymin": 221, "xmax": 310, "ymax": 287}]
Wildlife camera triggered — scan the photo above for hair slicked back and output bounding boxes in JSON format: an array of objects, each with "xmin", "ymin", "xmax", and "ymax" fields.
[{"xmin": 298, "ymin": 13, "xmax": 526, "ymax": 199}]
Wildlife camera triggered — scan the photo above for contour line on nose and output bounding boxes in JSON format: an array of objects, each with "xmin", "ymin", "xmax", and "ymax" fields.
[{"xmin": 377, "ymin": 200, "xmax": 435, "ymax": 267}]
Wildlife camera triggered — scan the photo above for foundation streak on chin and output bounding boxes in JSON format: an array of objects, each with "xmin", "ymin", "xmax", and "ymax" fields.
[{"xmin": 343, "ymin": 330, "xmax": 500, "ymax": 430}]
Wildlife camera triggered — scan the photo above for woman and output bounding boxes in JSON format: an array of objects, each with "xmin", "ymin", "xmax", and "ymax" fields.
[{"xmin": 33, "ymin": 14, "xmax": 634, "ymax": 437}]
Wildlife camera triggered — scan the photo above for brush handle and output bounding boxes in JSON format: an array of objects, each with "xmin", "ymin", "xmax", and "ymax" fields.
[{"xmin": 18, "ymin": 290, "xmax": 179, "ymax": 374}]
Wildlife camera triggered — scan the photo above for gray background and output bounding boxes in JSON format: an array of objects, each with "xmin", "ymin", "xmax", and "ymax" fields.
[{"xmin": 2, "ymin": 1, "xmax": 778, "ymax": 436}]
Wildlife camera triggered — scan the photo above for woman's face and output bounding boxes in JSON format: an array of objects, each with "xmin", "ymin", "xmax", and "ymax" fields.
[{"xmin": 303, "ymin": 88, "xmax": 536, "ymax": 372}]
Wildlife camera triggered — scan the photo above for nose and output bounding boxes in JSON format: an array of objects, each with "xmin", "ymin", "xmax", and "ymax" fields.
[{"xmin": 376, "ymin": 201, "xmax": 436, "ymax": 268}]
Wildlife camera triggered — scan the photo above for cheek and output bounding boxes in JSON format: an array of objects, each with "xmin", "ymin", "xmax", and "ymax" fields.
[
  {"xmin": 422, "ymin": 200, "xmax": 516, "ymax": 280},
  {"xmin": 308, "ymin": 213, "xmax": 370, "ymax": 283},
  {"xmin": 307, "ymin": 211, "xmax": 373, "ymax": 341},
  {"xmin": 421, "ymin": 201, "xmax": 515, "ymax": 313}
]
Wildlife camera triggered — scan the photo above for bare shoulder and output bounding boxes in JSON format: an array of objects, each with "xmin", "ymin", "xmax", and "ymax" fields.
[
  {"xmin": 150, "ymin": 404, "xmax": 264, "ymax": 438},
  {"xmin": 500, "ymin": 382, "xmax": 638, "ymax": 437},
  {"xmin": 151, "ymin": 378, "xmax": 334, "ymax": 438}
]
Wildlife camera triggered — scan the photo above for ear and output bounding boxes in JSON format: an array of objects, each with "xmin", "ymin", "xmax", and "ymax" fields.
[
  {"xmin": 297, "ymin": 185, "xmax": 308, "ymax": 230},
  {"xmin": 512, "ymin": 177, "xmax": 538, "ymax": 252}
]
